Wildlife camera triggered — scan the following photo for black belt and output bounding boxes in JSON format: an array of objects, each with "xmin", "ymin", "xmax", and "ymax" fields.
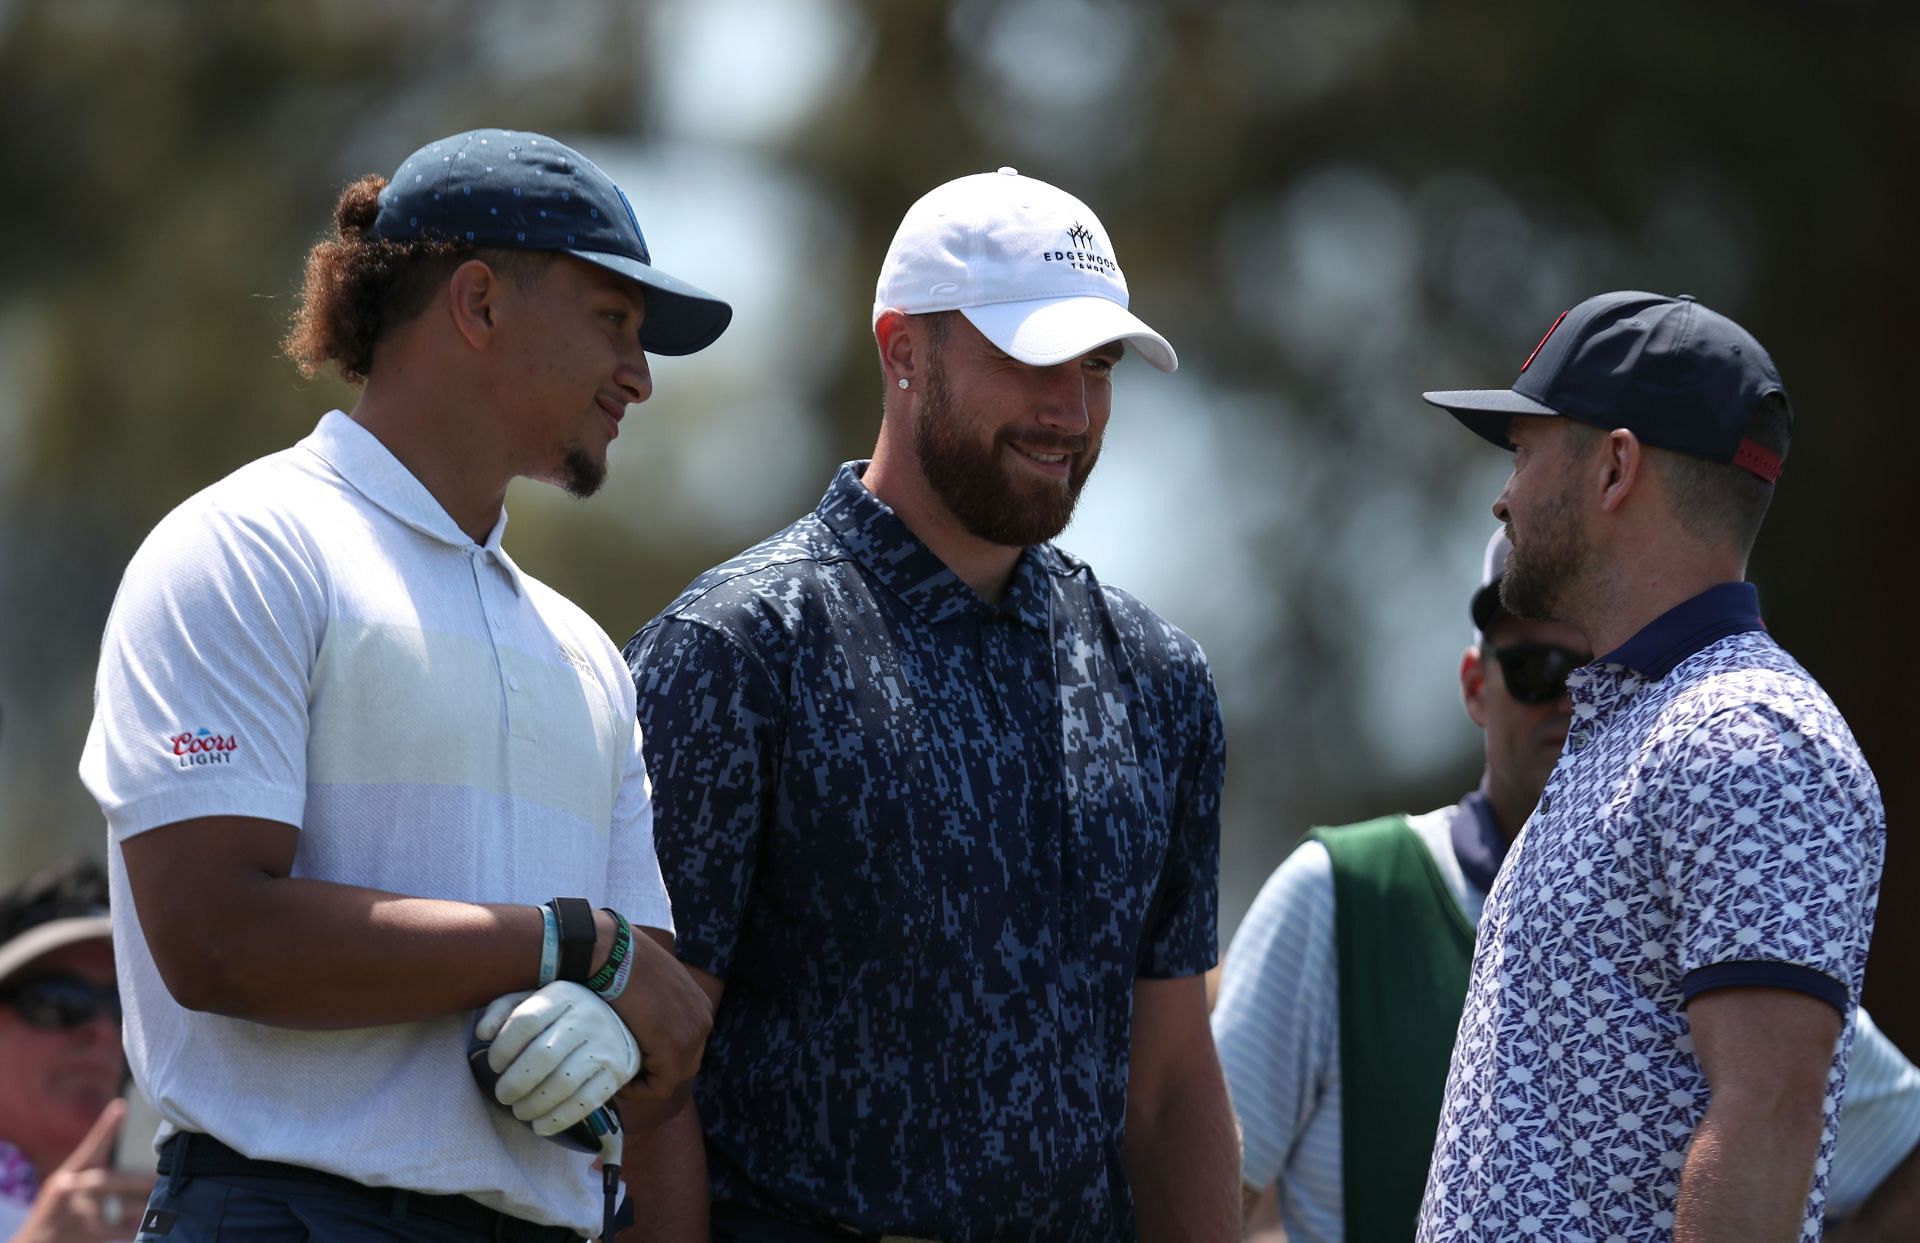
[{"xmin": 157, "ymin": 1132, "xmax": 578, "ymax": 1242}]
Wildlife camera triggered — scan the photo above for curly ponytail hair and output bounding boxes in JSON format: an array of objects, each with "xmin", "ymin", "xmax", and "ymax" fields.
[{"xmin": 282, "ymin": 175, "xmax": 498, "ymax": 385}]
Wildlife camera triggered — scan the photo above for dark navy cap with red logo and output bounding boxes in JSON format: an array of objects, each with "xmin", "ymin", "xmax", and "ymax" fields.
[
  {"xmin": 1422, "ymin": 290, "xmax": 1789, "ymax": 483},
  {"xmin": 372, "ymin": 129, "xmax": 732, "ymax": 356}
]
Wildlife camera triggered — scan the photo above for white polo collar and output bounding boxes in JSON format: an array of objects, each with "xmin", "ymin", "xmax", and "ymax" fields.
[{"xmin": 303, "ymin": 410, "xmax": 526, "ymax": 596}]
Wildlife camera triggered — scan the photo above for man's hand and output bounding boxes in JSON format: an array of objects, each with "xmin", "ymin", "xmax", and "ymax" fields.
[
  {"xmin": 15, "ymin": 1100, "xmax": 158, "ymax": 1243},
  {"xmin": 606, "ymin": 928, "xmax": 713, "ymax": 1128},
  {"xmin": 1825, "ymin": 1138, "xmax": 1920, "ymax": 1243},
  {"xmin": 477, "ymin": 982, "xmax": 639, "ymax": 1136}
]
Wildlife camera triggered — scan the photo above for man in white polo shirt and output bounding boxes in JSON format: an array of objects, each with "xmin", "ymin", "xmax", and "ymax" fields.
[{"xmin": 79, "ymin": 129, "xmax": 729, "ymax": 1241}]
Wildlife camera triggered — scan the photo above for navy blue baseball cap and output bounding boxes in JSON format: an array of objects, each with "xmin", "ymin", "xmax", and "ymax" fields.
[
  {"xmin": 372, "ymin": 129, "xmax": 732, "ymax": 356},
  {"xmin": 1423, "ymin": 291, "xmax": 1789, "ymax": 483}
]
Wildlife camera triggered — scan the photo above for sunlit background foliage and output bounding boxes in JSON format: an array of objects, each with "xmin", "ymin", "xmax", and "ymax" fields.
[{"xmin": 2, "ymin": 0, "xmax": 1913, "ymax": 1036}]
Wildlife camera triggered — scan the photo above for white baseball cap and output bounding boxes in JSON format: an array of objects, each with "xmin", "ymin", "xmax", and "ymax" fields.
[
  {"xmin": 872, "ymin": 167, "xmax": 1178, "ymax": 373},
  {"xmin": 0, "ymin": 913, "xmax": 112, "ymax": 985}
]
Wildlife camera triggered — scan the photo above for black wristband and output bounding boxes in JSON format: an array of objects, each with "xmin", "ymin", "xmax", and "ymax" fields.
[{"xmin": 548, "ymin": 897, "xmax": 596, "ymax": 984}]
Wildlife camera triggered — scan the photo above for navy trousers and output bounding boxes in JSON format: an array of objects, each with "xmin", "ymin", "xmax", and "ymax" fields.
[{"xmin": 138, "ymin": 1134, "xmax": 579, "ymax": 1242}]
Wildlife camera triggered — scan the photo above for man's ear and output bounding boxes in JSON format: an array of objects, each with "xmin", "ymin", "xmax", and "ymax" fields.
[
  {"xmin": 1596, "ymin": 428, "xmax": 1644, "ymax": 515},
  {"xmin": 876, "ymin": 308, "xmax": 925, "ymax": 390},
  {"xmin": 446, "ymin": 258, "xmax": 504, "ymax": 351},
  {"xmin": 1461, "ymin": 645, "xmax": 1490, "ymax": 728}
]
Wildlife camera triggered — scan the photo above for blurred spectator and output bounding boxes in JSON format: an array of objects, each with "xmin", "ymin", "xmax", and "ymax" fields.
[{"xmin": 0, "ymin": 857, "xmax": 153, "ymax": 1242}]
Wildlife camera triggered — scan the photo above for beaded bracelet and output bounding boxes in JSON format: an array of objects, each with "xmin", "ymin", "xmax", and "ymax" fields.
[
  {"xmin": 586, "ymin": 908, "xmax": 632, "ymax": 996},
  {"xmin": 536, "ymin": 904, "xmax": 560, "ymax": 987}
]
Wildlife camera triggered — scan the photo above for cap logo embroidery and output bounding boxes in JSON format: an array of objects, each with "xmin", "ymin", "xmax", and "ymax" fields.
[
  {"xmin": 168, "ymin": 727, "xmax": 239, "ymax": 768},
  {"xmin": 1520, "ymin": 309, "xmax": 1569, "ymax": 373},
  {"xmin": 1043, "ymin": 222, "xmax": 1116, "ymax": 276}
]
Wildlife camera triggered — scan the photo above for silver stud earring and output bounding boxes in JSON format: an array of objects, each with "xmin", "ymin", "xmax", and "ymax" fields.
[{"xmin": 897, "ymin": 378, "xmax": 910, "ymax": 390}]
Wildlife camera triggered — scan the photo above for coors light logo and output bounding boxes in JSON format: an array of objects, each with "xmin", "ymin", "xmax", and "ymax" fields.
[{"xmin": 170, "ymin": 727, "xmax": 240, "ymax": 768}]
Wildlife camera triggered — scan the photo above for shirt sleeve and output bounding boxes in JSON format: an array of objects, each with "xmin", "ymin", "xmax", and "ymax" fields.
[
  {"xmin": 1659, "ymin": 702, "xmax": 1881, "ymax": 1013},
  {"xmin": 80, "ymin": 503, "xmax": 322, "ymax": 838},
  {"xmin": 606, "ymin": 668, "xmax": 674, "ymax": 937},
  {"xmin": 625, "ymin": 616, "xmax": 782, "ymax": 982},
  {"xmin": 1828, "ymin": 1007, "xmax": 1920, "ymax": 1220},
  {"xmin": 1135, "ymin": 664, "xmax": 1225, "ymax": 979},
  {"xmin": 1211, "ymin": 840, "xmax": 1339, "ymax": 1194}
]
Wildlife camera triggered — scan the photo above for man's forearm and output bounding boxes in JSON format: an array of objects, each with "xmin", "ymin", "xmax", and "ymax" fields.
[
  {"xmin": 1126, "ymin": 1067, "xmax": 1241, "ymax": 1242},
  {"xmin": 614, "ymin": 1095, "xmax": 709, "ymax": 1243},
  {"xmin": 144, "ymin": 874, "xmax": 549, "ymax": 1027},
  {"xmin": 125, "ymin": 818, "xmax": 635, "ymax": 1029},
  {"xmin": 1675, "ymin": 1096, "xmax": 1823, "ymax": 1243}
]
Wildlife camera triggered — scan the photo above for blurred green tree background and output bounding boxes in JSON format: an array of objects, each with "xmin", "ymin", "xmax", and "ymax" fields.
[{"xmin": 2, "ymin": 0, "xmax": 1914, "ymax": 1037}]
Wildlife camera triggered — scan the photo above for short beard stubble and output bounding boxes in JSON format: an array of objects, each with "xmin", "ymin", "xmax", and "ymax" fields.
[{"xmin": 1499, "ymin": 463, "xmax": 1589, "ymax": 624}]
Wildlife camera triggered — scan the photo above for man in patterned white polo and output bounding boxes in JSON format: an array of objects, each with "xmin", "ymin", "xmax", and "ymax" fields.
[
  {"xmin": 1213, "ymin": 530, "xmax": 1920, "ymax": 1237},
  {"xmin": 1214, "ymin": 530, "xmax": 1920, "ymax": 1243},
  {"xmin": 1415, "ymin": 291, "xmax": 1886, "ymax": 1242}
]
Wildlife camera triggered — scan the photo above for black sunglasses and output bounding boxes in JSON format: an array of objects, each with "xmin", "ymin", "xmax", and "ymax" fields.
[
  {"xmin": 1485, "ymin": 642, "xmax": 1590, "ymax": 705},
  {"xmin": 0, "ymin": 975, "xmax": 122, "ymax": 1032}
]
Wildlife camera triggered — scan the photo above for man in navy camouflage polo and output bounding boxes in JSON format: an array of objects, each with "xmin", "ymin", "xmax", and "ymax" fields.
[
  {"xmin": 622, "ymin": 169, "xmax": 1237, "ymax": 1241},
  {"xmin": 1415, "ymin": 292, "xmax": 1886, "ymax": 1242}
]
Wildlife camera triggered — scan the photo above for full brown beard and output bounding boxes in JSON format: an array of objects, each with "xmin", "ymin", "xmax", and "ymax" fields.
[{"xmin": 912, "ymin": 351, "xmax": 1100, "ymax": 548}]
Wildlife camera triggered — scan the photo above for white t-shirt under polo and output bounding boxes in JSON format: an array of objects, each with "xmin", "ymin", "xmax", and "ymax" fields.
[{"xmin": 80, "ymin": 410, "xmax": 672, "ymax": 1235}]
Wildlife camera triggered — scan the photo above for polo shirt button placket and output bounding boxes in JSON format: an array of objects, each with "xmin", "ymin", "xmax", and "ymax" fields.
[{"xmin": 472, "ymin": 548, "xmax": 520, "ymax": 733}]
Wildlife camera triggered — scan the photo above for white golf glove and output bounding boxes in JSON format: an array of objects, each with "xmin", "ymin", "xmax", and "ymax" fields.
[{"xmin": 474, "ymin": 981, "xmax": 641, "ymax": 1137}]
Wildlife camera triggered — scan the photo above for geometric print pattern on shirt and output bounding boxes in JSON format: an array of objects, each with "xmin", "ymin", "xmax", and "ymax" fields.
[
  {"xmin": 625, "ymin": 462, "xmax": 1225, "ymax": 1241},
  {"xmin": 1418, "ymin": 618, "xmax": 1885, "ymax": 1243}
]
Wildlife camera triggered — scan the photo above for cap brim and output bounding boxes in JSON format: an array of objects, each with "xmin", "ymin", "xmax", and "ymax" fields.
[
  {"xmin": 961, "ymin": 296, "xmax": 1178, "ymax": 373},
  {"xmin": 1421, "ymin": 387, "xmax": 1561, "ymax": 450},
  {"xmin": 568, "ymin": 249, "xmax": 734, "ymax": 357},
  {"xmin": 0, "ymin": 914, "xmax": 113, "ymax": 984}
]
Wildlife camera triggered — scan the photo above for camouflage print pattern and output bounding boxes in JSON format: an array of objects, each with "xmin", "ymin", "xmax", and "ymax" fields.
[{"xmin": 624, "ymin": 462, "xmax": 1224, "ymax": 1241}]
